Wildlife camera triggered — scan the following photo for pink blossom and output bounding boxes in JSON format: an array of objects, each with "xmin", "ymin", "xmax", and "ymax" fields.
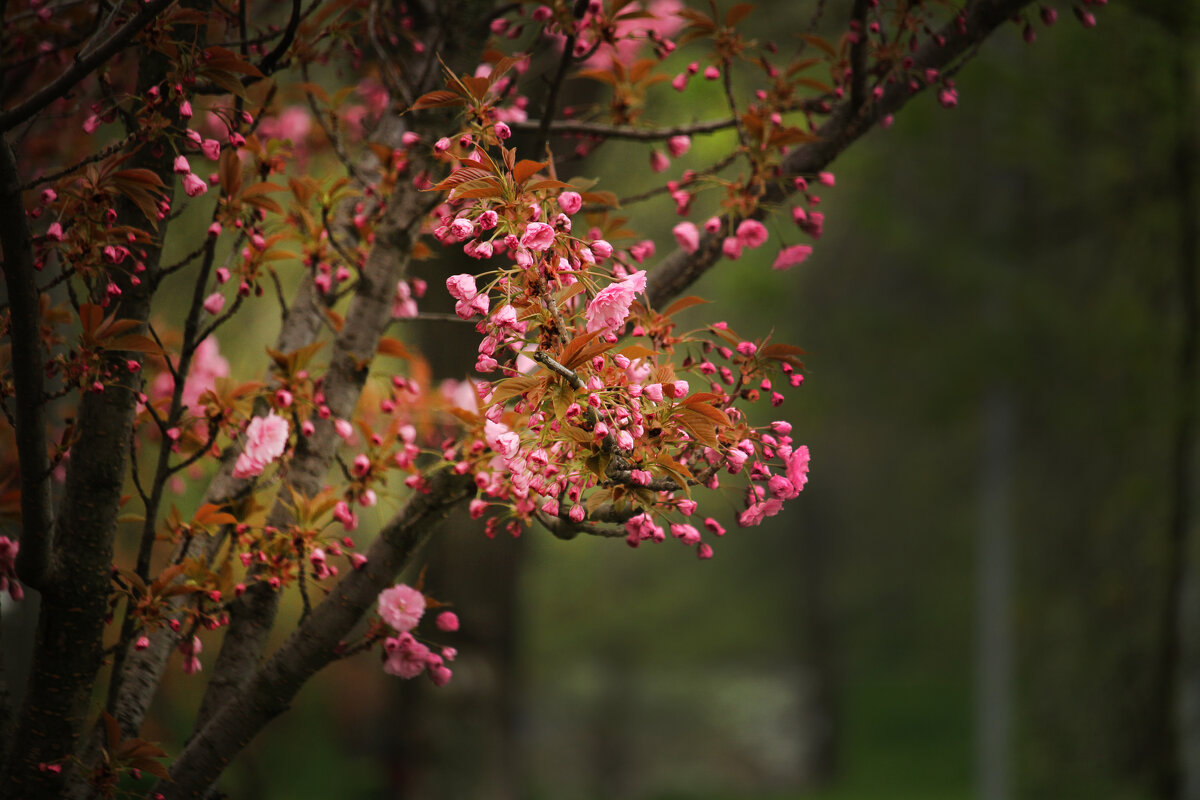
[
  {"xmin": 333, "ymin": 501, "xmax": 358, "ymax": 531},
  {"xmin": 557, "ymin": 191, "xmax": 583, "ymax": 215},
  {"xmin": 446, "ymin": 273, "xmax": 478, "ymax": 301},
  {"xmin": 182, "ymin": 172, "xmax": 208, "ymax": 197},
  {"xmin": 644, "ymin": 383, "xmax": 664, "ymax": 403},
  {"xmin": 437, "ymin": 611, "xmax": 460, "ymax": 632},
  {"xmin": 673, "ymin": 221, "xmax": 699, "ymax": 253},
  {"xmin": 772, "ymin": 244, "xmax": 813, "ymax": 270},
  {"xmin": 577, "ymin": 0, "xmax": 685, "ymax": 68},
  {"xmin": 520, "ymin": 221, "xmax": 555, "ymax": 251},
  {"xmin": 232, "ymin": 412, "xmax": 289, "ymax": 478},
  {"xmin": 455, "ymin": 293, "xmax": 490, "ymax": 319},
  {"xmin": 383, "ymin": 633, "xmax": 430, "ymax": 679},
  {"xmin": 46, "ymin": 222, "xmax": 64, "ymax": 241},
  {"xmin": 82, "ymin": 115, "xmax": 102, "ymax": 134},
  {"xmin": 378, "ymin": 584, "xmax": 426, "ymax": 631},
  {"xmin": 173, "ymin": 155, "xmax": 192, "ymax": 174},
  {"xmin": 179, "ymin": 100, "xmax": 193, "ymax": 119},
  {"xmin": 429, "ymin": 664, "xmax": 453, "ymax": 686},
  {"xmin": 786, "ymin": 444, "xmax": 810, "ymax": 493},
  {"xmin": 200, "ymin": 139, "xmax": 221, "ymax": 160},
  {"xmin": 485, "ymin": 419, "xmax": 520, "ymax": 458},
  {"xmin": 152, "ymin": 336, "xmax": 229, "ymax": 410},
  {"xmin": 650, "ymin": 150, "xmax": 670, "ymax": 173},
  {"xmin": 450, "ymin": 218, "xmax": 475, "ymax": 241},
  {"xmin": 202, "ymin": 292, "xmax": 225, "ymax": 315},
  {"xmin": 584, "ymin": 269, "xmax": 647, "ymax": 333},
  {"xmin": 670, "ymin": 523, "xmax": 701, "ymax": 545},
  {"xmin": 629, "ymin": 240, "xmax": 655, "ymax": 263},
  {"xmin": 736, "ymin": 219, "xmax": 769, "ymax": 248},
  {"xmin": 667, "ymin": 135, "xmax": 691, "ymax": 157},
  {"xmin": 392, "ymin": 280, "xmax": 418, "ymax": 318},
  {"xmin": 722, "ymin": 236, "xmax": 743, "ymax": 260}
]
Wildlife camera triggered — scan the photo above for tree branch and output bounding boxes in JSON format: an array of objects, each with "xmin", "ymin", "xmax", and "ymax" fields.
[
  {"xmin": 158, "ymin": 467, "xmax": 475, "ymax": 800},
  {"xmin": 0, "ymin": 0, "xmax": 178, "ymax": 134},
  {"xmin": 510, "ymin": 116, "xmax": 739, "ymax": 142},
  {"xmin": 646, "ymin": 0, "xmax": 1035, "ymax": 308},
  {"xmin": 0, "ymin": 136, "xmax": 53, "ymax": 590}
]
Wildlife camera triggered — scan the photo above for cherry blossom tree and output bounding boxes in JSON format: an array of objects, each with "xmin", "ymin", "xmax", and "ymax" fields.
[{"xmin": 0, "ymin": 0, "xmax": 1097, "ymax": 796}]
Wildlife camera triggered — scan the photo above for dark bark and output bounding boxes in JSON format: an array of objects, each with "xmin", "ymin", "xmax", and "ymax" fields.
[
  {"xmin": 0, "ymin": 0, "xmax": 178, "ymax": 134},
  {"xmin": 0, "ymin": 137, "xmax": 53, "ymax": 589},
  {"xmin": 2, "ymin": 20, "xmax": 184, "ymax": 796}
]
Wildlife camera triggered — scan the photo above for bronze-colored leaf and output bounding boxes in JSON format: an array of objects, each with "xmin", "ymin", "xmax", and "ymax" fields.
[{"xmin": 661, "ymin": 294, "xmax": 710, "ymax": 317}]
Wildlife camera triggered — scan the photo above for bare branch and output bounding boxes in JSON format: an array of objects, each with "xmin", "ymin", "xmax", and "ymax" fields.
[
  {"xmin": 647, "ymin": 0, "xmax": 1036, "ymax": 308},
  {"xmin": 0, "ymin": 0, "xmax": 178, "ymax": 134}
]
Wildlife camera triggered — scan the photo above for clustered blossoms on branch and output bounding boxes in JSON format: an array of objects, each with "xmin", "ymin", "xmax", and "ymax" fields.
[{"xmin": 376, "ymin": 582, "xmax": 457, "ymax": 685}]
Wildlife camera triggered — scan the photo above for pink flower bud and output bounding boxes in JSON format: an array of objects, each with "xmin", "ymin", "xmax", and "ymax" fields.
[
  {"xmin": 202, "ymin": 292, "xmax": 225, "ymax": 315},
  {"xmin": 667, "ymin": 135, "xmax": 691, "ymax": 157}
]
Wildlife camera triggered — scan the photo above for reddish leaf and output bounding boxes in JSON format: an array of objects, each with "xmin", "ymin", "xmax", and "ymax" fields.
[
  {"xmin": 376, "ymin": 337, "xmax": 412, "ymax": 359},
  {"xmin": 511, "ymin": 159, "xmax": 547, "ymax": 186},
  {"xmin": 661, "ymin": 295, "xmax": 710, "ymax": 317},
  {"xmin": 411, "ymin": 90, "xmax": 464, "ymax": 111},
  {"xmin": 725, "ymin": 2, "xmax": 755, "ymax": 26}
]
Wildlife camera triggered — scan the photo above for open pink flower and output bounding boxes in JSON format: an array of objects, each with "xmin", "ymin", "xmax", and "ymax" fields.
[
  {"xmin": 585, "ymin": 270, "xmax": 647, "ymax": 333},
  {"xmin": 232, "ymin": 412, "xmax": 289, "ymax": 478},
  {"xmin": 378, "ymin": 584, "xmax": 426, "ymax": 632},
  {"xmin": 520, "ymin": 221, "xmax": 555, "ymax": 251},
  {"xmin": 446, "ymin": 273, "xmax": 478, "ymax": 301},
  {"xmin": 736, "ymin": 219, "xmax": 769, "ymax": 248},
  {"xmin": 786, "ymin": 444, "xmax": 810, "ymax": 493},
  {"xmin": 484, "ymin": 419, "xmax": 520, "ymax": 459},
  {"xmin": 772, "ymin": 244, "xmax": 813, "ymax": 270}
]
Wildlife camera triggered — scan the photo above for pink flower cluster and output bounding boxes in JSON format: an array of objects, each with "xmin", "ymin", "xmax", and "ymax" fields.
[
  {"xmin": 377, "ymin": 584, "xmax": 454, "ymax": 686},
  {"xmin": 232, "ymin": 412, "xmax": 290, "ymax": 478},
  {"xmin": 152, "ymin": 336, "xmax": 229, "ymax": 411},
  {"xmin": 172, "ymin": 155, "xmax": 209, "ymax": 198},
  {"xmin": 585, "ymin": 269, "xmax": 647, "ymax": 333},
  {"xmin": 446, "ymin": 273, "xmax": 489, "ymax": 319}
]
